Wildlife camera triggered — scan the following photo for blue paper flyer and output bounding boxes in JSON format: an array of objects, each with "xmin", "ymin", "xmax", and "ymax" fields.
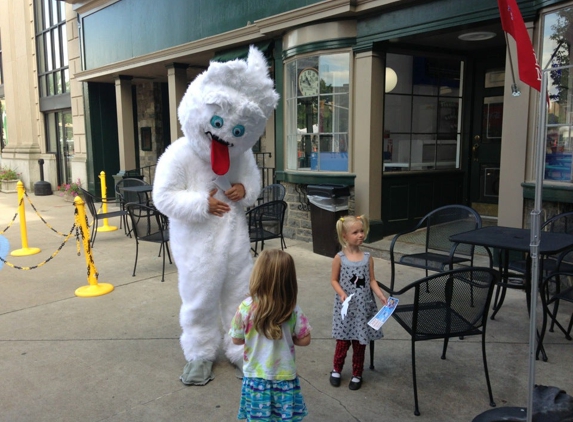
[{"xmin": 368, "ymin": 296, "xmax": 399, "ymax": 330}]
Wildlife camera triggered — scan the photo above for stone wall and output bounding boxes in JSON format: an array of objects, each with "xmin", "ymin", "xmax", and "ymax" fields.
[
  {"xmin": 523, "ymin": 199, "xmax": 573, "ymax": 228},
  {"xmin": 136, "ymin": 82, "xmax": 165, "ymax": 183},
  {"xmin": 281, "ymin": 181, "xmax": 355, "ymax": 243}
]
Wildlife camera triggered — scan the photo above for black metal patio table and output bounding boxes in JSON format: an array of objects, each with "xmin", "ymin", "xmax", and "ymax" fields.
[
  {"xmin": 449, "ymin": 225, "xmax": 573, "ymax": 360},
  {"xmin": 120, "ymin": 184, "xmax": 153, "ymax": 205}
]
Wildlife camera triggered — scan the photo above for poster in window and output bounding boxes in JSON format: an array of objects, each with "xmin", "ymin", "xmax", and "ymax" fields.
[{"xmin": 141, "ymin": 127, "xmax": 152, "ymax": 151}]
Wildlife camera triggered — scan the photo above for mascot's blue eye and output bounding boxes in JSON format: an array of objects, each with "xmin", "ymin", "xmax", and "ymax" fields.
[
  {"xmin": 210, "ymin": 115, "xmax": 224, "ymax": 128},
  {"xmin": 232, "ymin": 125, "xmax": 245, "ymax": 137}
]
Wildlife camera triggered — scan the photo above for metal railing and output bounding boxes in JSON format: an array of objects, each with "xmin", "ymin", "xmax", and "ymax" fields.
[
  {"xmin": 254, "ymin": 152, "xmax": 275, "ymax": 188},
  {"xmin": 124, "ymin": 165, "xmax": 156, "ymax": 185}
]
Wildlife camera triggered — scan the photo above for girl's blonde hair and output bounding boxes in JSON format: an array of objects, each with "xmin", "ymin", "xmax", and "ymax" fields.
[
  {"xmin": 249, "ymin": 249, "xmax": 298, "ymax": 340},
  {"xmin": 336, "ymin": 214, "xmax": 370, "ymax": 248}
]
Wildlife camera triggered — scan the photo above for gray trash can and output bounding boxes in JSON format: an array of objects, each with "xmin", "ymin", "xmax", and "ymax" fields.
[{"xmin": 307, "ymin": 184, "xmax": 350, "ymax": 257}]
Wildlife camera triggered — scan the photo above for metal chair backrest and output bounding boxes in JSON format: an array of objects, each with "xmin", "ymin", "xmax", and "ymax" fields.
[
  {"xmin": 422, "ymin": 205, "xmax": 482, "ymax": 256},
  {"xmin": 116, "ymin": 178, "xmax": 149, "ymax": 205},
  {"xmin": 79, "ymin": 187, "xmax": 98, "ymax": 219},
  {"xmin": 403, "ymin": 268, "xmax": 496, "ymax": 336},
  {"xmin": 542, "ymin": 211, "xmax": 573, "ymax": 269},
  {"xmin": 542, "ymin": 211, "xmax": 573, "ymax": 234},
  {"xmin": 259, "ymin": 183, "xmax": 285, "ymax": 204},
  {"xmin": 246, "ymin": 200, "xmax": 287, "ymax": 255},
  {"xmin": 126, "ymin": 203, "xmax": 168, "ymax": 241}
]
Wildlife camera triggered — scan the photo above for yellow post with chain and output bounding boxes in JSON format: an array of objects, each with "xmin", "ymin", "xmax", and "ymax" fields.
[
  {"xmin": 11, "ymin": 181, "xmax": 41, "ymax": 257},
  {"xmin": 74, "ymin": 195, "xmax": 114, "ymax": 297},
  {"xmin": 96, "ymin": 170, "xmax": 118, "ymax": 232}
]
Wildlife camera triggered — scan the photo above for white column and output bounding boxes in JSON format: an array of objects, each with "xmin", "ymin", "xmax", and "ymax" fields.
[
  {"xmin": 353, "ymin": 51, "xmax": 384, "ymax": 219},
  {"xmin": 115, "ymin": 75, "xmax": 136, "ymax": 171},
  {"xmin": 498, "ymin": 22, "xmax": 536, "ymax": 227},
  {"xmin": 166, "ymin": 63, "xmax": 189, "ymax": 142}
]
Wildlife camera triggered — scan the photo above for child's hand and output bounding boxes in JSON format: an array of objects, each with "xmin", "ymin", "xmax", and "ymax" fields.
[
  {"xmin": 339, "ymin": 292, "xmax": 348, "ymax": 303},
  {"xmin": 377, "ymin": 292, "xmax": 387, "ymax": 306},
  {"xmin": 293, "ymin": 333, "xmax": 311, "ymax": 347}
]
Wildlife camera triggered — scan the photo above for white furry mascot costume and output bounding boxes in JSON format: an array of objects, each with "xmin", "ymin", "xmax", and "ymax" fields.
[{"xmin": 152, "ymin": 46, "xmax": 279, "ymax": 385}]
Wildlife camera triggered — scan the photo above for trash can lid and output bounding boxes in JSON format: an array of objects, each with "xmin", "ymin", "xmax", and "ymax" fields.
[{"xmin": 307, "ymin": 184, "xmax": 350, "ymax": 198}]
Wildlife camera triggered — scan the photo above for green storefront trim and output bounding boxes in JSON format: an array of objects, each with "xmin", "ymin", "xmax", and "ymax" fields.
[
  {"xmin": 522, "ymin": 182, "xmax": 573, "ymax": 203},
  {"xmin": 353, "ymin": 0, "xmax": 562, "ymax": 52},
  {"xmin": 275, "ymin": 171, "xmax": 355, "ymax": 186},
  {"xmin": 213, "ymin": 41, "xmax": 274, "ymax": 62},
  {"xmin": 282, "ymin": 38, "xmax": 357, "ymax": 60}
]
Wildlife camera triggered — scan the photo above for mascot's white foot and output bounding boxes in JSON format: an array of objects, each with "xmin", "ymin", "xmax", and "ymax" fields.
[{"xmin": 180, "ymin": 360, "xmax": 214, "ymax": 386}]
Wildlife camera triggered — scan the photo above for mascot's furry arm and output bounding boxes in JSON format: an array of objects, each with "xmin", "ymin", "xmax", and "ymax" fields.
[{"xmin": 153, "ymin": 141, "xmax": 261, "ymax": 225}]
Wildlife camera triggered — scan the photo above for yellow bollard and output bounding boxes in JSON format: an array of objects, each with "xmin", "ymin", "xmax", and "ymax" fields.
[
  {"xmin": 96, "ymin": 170, "xmax": 118, "ymax": 232},
  {"xmin": 74, "ymin": 195, "xmax": 114, "ymax": 297},
  {"xmin": 11, "ymin": 181, "xmax": 41, "ymax": 257}
]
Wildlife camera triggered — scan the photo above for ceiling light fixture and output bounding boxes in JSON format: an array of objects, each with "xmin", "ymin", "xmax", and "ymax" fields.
[
  {"xmin": 458, "ymin": 31, "xmax": 496, "ymax": 42},
  {"xmin": 385, "ymin": 68, "xmax": 398, "ymax": 93}
]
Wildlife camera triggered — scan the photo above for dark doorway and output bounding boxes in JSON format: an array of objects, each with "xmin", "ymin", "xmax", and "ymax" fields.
[{"xmin": 468, "ymin": 53, "xmax": 506, "ymax": 217}]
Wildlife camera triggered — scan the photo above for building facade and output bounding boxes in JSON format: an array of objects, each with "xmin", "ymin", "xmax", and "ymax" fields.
[{"xmin": 1, "ymin": 0, "xmax": 572, "ymax": 242}]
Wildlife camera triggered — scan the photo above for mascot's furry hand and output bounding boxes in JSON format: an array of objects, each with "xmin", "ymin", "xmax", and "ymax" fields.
[{"xmin": 152, "ymin": 46, "xmax": 279, "ymax": 385}]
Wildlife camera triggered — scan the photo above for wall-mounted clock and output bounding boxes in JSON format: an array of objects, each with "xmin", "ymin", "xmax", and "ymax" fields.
[{"xmin": 298, "ymin": 68, "xmax": 319, "ymax": 96}]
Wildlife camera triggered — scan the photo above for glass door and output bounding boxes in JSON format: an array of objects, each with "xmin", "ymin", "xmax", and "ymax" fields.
[{"xmin": 45, "ymin": 110, "xmax": 73, "ymax": 185}]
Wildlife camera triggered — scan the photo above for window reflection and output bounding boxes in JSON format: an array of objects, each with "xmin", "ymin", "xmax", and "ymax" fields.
[
  {"xmin": 543, "ymin": 7, "xmax": 573, "ymax": 181},
  {"xmin": 384, "ymin": 53, "xmax": 462, "ymax": 171},
  {"xmin": 286, "ymin": 52, "xmax": 350, "ymax": 171}
]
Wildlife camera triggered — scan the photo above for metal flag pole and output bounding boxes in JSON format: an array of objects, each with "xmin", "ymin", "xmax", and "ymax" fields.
[
  {"xmin": 526, "ymin": 65, "xmax": 548, "ymax": 422},
  {"xmin": 504, "ymin": 32, "xmax": 521, "ymax": 96},
  {"xmin": 524, "ymin": 50, "xmax": 573, "ymax": 419}
]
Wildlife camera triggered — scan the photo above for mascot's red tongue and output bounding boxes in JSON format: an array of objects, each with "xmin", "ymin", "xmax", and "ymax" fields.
[{"xmin": 211, "ymin": 140, "xmax": 230, "ymax": 176}]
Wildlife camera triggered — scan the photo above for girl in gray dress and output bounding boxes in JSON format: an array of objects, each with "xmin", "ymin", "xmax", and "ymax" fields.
[{"xmin": 329, "ymin": 215, "xmax": 387, "ymax": 391}]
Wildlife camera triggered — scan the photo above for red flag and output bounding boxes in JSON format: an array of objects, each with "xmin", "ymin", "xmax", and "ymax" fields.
[{"xmin": 497, "ymin": 0, "xmax": 541, "ymax": 91}]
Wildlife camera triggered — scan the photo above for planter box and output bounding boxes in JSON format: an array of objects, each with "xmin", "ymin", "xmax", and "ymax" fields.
[{"xmin": 1, "ymin": 179, "xmax": 18, "ymax": 193}]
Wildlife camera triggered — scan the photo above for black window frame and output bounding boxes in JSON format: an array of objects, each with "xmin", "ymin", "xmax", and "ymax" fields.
[{"xmin": 35, "ymin": 0, "xmax": 69, "ymax": 98}]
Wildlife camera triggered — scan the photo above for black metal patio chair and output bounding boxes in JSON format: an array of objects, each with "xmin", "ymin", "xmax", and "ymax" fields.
[
  {"xmin": 493, "ymin": 211, "xmax": 573, "ymax": 320},
  {"xmin": 126, "ymin": 202, "xmax": 172, "ymax": 282},
  {"xmin": 79, "ymin": 187, "xmax": 128, "ymax": 247},
  {"xmin": 539, "ymin": 271, "xmax": 573, "ymax": 346},
  {"xmin": 389, "ymin": 204, "xmax": 483, "ymax": 291},
  {"xmin": 115, "ymin": 177, "xmax": 151, "ymax": 235},
  {"xmin": 258, "ymin": 183, "xmax": 285, "ymax": 205},
  {"xmin": 375, "ymin": 267, "xmax": 499, "ymax": 416},
  {"xmin": 246, "ymin": 200, "xmax": 287, "ymax": 256}
]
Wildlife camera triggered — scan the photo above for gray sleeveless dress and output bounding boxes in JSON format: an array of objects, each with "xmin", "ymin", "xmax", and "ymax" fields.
[{"xmin": 331, "ymin": 251, "xmax": 384, "ymax": 345}]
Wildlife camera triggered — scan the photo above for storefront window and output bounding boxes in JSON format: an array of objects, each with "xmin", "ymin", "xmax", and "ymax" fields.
[
  {"xmin": 383, "ymin": 53, "xmax": 463, "ymax": 171},
  {"xmin": 285, "ymin": 52, "xmax": 350, "ymax": 172},
  {"xmin": 0, "ymin": 35, "xmax": 5, "ymax": 151},
  {"xmin": 0, "ymin": 32, "xmax": 3, "ymax": 85},
  {"xmin": 0, "ymin": 99, "xmax": 7, "ymax": 151},
  {"xmin": 542, "ymin": 7, "xmax": 573, "ymax": 182},
  {"xmin": 35, "ymin": 0, "xmax": 69, "ymax": 97}
]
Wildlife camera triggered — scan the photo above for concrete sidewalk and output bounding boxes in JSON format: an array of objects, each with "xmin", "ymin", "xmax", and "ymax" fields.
[{"xmin": 0, "ymin": 191, "xmax": 571, "ymax": 421}]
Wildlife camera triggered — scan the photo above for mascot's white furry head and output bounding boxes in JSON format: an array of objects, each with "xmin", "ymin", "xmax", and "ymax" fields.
[{"xmin": 178, "ymin": 46, "xmax": 279, "ymax": 176}]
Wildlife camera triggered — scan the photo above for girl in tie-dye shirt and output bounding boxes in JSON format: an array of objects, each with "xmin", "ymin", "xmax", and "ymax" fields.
[{"xmin": 230, "ymin": 249, "xmax": 312, "ymax": 421}]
